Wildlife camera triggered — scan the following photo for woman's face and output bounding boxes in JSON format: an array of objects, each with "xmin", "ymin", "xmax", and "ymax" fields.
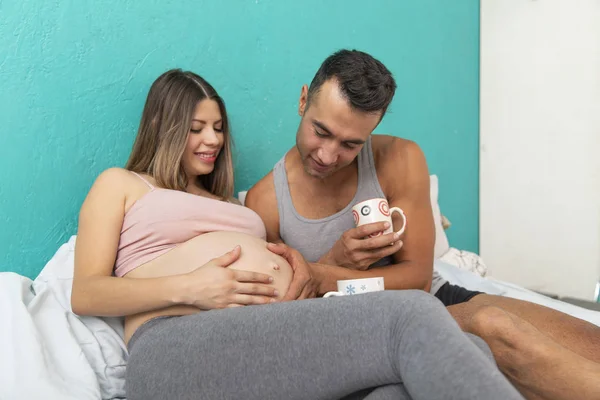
[{"xmin": 181, "ymin": 99, "xmax": 225, "ymax": 179}]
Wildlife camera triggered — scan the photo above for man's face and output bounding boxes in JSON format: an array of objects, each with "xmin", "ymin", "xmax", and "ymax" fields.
[{"xmin": 296, "ymin": 79, "xmax": 382, "ymax": 179}]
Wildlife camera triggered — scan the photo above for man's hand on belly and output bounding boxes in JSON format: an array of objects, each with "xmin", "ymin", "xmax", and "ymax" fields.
[{"xmin": 266, "ymin": 243, "xmax": 321, "ymax": 301}]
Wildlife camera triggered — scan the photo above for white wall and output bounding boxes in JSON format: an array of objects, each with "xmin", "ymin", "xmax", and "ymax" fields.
[{"xmin": 480, "ymin": 0, "xmax": 600, "ymax": 300}]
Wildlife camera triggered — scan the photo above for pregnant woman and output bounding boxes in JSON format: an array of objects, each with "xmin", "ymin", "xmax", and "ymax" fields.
[{"xmin": 71, "ymin": 69, "xmax": 523, "ymax": 400}]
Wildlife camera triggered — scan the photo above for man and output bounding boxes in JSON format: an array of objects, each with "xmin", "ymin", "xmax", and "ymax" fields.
[{"xmin": 247, "ymin": 49, "xmax": 600, "ymax": 400}]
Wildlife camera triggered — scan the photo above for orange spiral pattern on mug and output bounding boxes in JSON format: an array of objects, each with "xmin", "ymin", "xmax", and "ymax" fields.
[
  {"xmin": 379, "ymin": 200, "xmax": 390, "ymax": 217},
  {"xmin": 353, "ymin": 210, "xmax": 359, "ymax": 225}
]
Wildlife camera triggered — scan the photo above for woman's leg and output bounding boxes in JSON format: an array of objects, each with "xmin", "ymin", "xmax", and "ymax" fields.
[
  {"xmin": 126, "ymin": 290, "xmax": 523, "ymax": 400},
  {"xmin": 342, "ymin": 384, "xmax": 412, "ymax": 400},
  {"xmin": 341, "ymin": 333, "xmax": 494, "ymax": 400},
  {"xmin": 341, "ymin": 384, "xmax": 412, "ymax": 400}
]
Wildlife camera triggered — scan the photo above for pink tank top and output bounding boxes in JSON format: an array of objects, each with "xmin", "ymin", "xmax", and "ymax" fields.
[{"xmin": 113, "ymin": 172, "xmax": 267, "ymax": 277}]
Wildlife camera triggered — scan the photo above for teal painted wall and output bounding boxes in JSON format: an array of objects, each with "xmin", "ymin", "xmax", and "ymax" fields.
[{"xmin": 0, "ymin": 0, "xmax": 480, "ymax": 279}]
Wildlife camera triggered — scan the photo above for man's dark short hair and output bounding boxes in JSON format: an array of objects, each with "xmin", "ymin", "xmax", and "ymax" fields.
[{"xmin": 306, "ymin": 49, "xmax": 397, "ymax": 117}]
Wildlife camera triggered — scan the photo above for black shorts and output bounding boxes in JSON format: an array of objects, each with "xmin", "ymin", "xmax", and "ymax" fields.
[{"xmin": 434, "ymin": 282, "xmax": 483, "ymax": 306}]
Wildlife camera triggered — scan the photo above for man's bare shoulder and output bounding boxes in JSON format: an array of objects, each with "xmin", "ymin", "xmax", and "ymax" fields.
[
  {"xmin": 247, "ymin": 148, "xmax": 295, "ymax": 206},
  {"xmin": 372, "ymin": 135, "xmax": 425, "ymax": 170},
  {"xmin": 371, "ymin": 135, "xmax": 429, "ymax": 198},
  {"xmin": 246, "ymin": 171, "xmax": 280, "ymax": 226},
  {"xmin": 246, "ymin": 171, "xmax": 276, "ymax": 206},
  {"xmin": 246, "ymin": 170, "xmax": 282, "ymax": 241}
]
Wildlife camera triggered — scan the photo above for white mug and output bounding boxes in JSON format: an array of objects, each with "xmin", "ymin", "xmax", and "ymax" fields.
[
  {"xmin": 352, "ymin": 198, "xmax": 407, "ymax": 238},
  {"xmin": 323, "ymin": 277, "xmax": 385, "ymax": 297}
]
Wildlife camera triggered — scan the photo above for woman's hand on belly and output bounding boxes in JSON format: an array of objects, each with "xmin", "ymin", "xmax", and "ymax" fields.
[{"xmin": 175, "ymin": 245, "xmax": 280, "ymax": 310}]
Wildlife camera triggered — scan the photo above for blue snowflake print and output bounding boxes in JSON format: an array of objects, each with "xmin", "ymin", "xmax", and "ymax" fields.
[
  {"xmin": 360, "ymin": 285, "xmax": 367, "ymax": 291},
  {"xmin": 345, "ymin": 284, "xmax": 356, "ymax": 295}
]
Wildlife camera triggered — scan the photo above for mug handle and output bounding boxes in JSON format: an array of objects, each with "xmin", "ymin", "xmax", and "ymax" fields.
[
  {"xmin": 323, "ymin": 291, "xmax": 344, "ymax": 298},
  {"xmin": 389, "ymin": 207, "xmax": 407, "ymax": 236}
]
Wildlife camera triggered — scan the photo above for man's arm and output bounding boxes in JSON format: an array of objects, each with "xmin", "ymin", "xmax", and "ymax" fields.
[
  {"xmin": 315, "ymin": 137, "xmax": 435, "ymax": 293},
  {"xmin": 368, "ymin": 137, "xmax": 435, "ymax": 291}
]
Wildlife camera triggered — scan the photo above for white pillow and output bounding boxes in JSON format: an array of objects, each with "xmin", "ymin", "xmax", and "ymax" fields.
[
  {"xmin": 238, "ymin": 174, "xmax": 451, "ymax": 258},
  {"xmin": 429, "ymin": 175, "xmax": 451, "ymax": 258},
  {"xmin": 238, "ymin": 191, "xmax": 247, "ymax": 206}
]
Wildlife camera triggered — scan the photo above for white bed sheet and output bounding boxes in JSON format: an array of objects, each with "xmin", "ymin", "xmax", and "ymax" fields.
[
  {"xmin": 434, "ymin": 259, "xmax": 600, "ymax": 327},
  {"xmin": 0, "ymin": 236, "xmax": 127, "ymax": 400}
]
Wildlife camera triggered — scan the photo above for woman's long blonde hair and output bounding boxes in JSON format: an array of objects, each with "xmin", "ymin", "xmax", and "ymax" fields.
[{"xmin": 125, "ymin": 69, "xmax": 234, "ymax": 199}]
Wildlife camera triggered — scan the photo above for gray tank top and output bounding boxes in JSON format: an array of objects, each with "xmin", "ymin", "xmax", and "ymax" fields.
[{"xmin": 273, "ymin": 136, "xmax": 446, "ymax": 295}]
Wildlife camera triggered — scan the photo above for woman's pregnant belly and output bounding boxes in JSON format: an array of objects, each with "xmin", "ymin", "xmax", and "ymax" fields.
[{"xmin": 123, "ymin": 231, "xmax": 293, "ymax": 343}]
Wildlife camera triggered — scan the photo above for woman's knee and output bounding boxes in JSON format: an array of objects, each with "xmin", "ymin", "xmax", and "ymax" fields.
[
  {"xmin": 384, "ymin": 289, "xmax": 445, "ymax": 311},
  {"xmin": 370, "ymin": 290, "xmax": 449, "ymax": 322}
]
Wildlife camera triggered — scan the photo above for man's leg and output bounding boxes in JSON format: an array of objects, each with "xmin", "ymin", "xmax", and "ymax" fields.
[
  {"xmin": 449, "ymin": 296, "xmax": 600, "ymax": 400},
  {"xmin": 449, "ymin": 294, "xmax": 600, "ymax": 362}
]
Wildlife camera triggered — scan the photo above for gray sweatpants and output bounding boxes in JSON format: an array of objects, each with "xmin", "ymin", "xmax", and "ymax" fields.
[{"xmin": 126, "ymin": 290, "xmax": 523, "ymax": 400}]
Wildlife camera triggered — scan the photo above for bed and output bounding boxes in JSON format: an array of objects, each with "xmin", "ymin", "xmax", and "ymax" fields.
[{"xmin": 1, "ymin": 176, "xmax": 598, "ymax": 400}]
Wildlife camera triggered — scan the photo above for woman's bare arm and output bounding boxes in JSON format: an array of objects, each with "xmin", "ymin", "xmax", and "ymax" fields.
[
  {"xmin": 71, "ymin": 168, "xmax": 188, "ymax": 316},
  {"xmin": 71, "ymin": 168, "xmax": 278, "ymax": 317}
]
